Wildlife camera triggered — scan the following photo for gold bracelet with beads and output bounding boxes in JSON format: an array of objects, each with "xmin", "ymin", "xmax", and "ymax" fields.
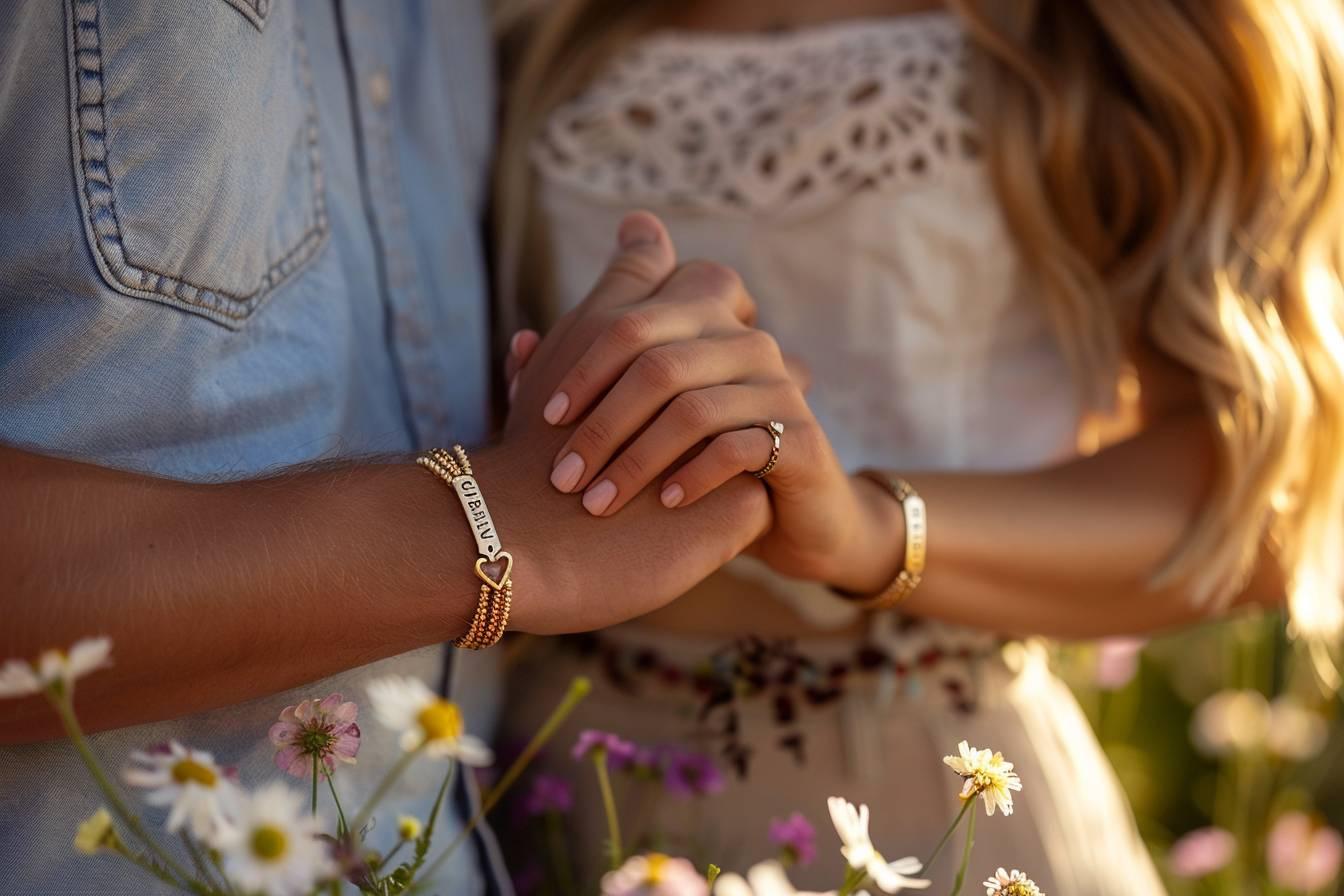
[{"xmin": 416, "ymin": 446, "xmax": 513, "ymax": 649}]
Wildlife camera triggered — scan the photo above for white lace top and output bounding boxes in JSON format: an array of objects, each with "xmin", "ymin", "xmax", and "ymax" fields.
[{"xmin": 532, "ymin": 14, "xmax": 1080, "ymax": 630}]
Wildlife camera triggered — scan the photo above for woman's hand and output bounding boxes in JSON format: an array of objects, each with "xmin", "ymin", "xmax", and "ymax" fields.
[{"xmin": 506, "ymin": 212, "xmax": 905, "ymax": 594}]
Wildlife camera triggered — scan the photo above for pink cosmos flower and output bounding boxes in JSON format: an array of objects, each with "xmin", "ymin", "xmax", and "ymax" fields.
[
  {"xmin": 572, "ymin": 730, "xmax": 638, "ymax": 768},
  {"xmin": 1267, "ymin": 812, "xmax": 1344, "ymax": 892},
  {"xmin": 1168, "ymin": 827, "xmax": 1236, "ymax": 878},
  {"xmin": 268, "ymin": 693, "xmax": 361, "ymax": 779},
  {"xmin": 769, "ymin": 812, "xmax": 817, "ymax": 866}
]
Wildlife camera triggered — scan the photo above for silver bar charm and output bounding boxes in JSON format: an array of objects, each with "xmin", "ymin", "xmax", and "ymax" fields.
[{"xmin": 452, "ymin": 475, "xmax": 503, "ymax": 558}]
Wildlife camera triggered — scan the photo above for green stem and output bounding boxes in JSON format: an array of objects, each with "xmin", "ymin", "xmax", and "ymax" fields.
[
  {"xmin": 415, "ymin": 676, "xmax": 593, "ymax": 887},
  {"xmin": 545, "ymin": 811, "xmax": 579, "ymax": 896},
  {"xmin": 326, "ymin": 774, "xmax": 348, "ymax": 838},
  {"xmin": 312, "ymin": 755, "xmax": 320, "ymax": 816},
  {"xmin": 350, "ymin": 745, "xmax": 424, "ymax": 835},
  {"xmin": 395, "ymin": 760, "xmax": 458, "ymax": 885},
  {"xmin": 922, "ymin": 798, "xmax": 973, "ymax": 873},
  {"xmin": 594, "ymin": 751, "xmax": 623, "ymax": 870},
  {"xmin": 706, "ymin": 864, "xmax": 722, "ymax": 888},
  {"xmin": 180, "ymin": 833, "xmax": 224, "ymax": 894},
  {"xmin": 380, "ymin": 839, "xmax": 408, "ymax": 870},
  {"xmin": 209, "ymin": 850, "xmax": 239, "ymax": 896},
  {"xmin": 420, "ymin": 759, "xmax": 459, "ymax": 848},
  {"xmin": 837, "ymin": 866, "xmax": 869, "ymax": 896},
  {"xmin": 49, "ymin": 690, "xmax": 199, "ymax": 891},
  {"xmin": 111, "ymin": 841, "xmax": 196, "ymax": 894},
  {"xmin": 949, "ymin": 809, "xmax": 978, "ymax": 896}
]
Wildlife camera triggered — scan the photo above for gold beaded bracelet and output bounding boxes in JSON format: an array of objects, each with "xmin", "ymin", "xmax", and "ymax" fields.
[{"xmin": 416, "ymin": 446, "xmax": 513, "ymax": 650}]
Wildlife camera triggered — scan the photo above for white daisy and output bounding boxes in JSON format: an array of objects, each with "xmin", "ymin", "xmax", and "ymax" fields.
[
  {"xmin": 601, "ymin": 853, "xmax": 708, "ymax": 896},
  {"xmin": 122, "ymin": 741, "xmax": 236, "ymax": 839},
  {"xmin": 983, "ymin": 868, "xmax": 1044, "ymax": 896},
  {"xmin": 827, "ymin": 798, "xmax": 931, "ymax": 894},
  {"xmin": 943, "ymin": 741, "xmax": 1022, "ymax": 817},
  {"xmin": 366, "ymin": 675, "xmax": 493, "ymax": 764},
  {"xmin": 214, "ymin": 783, "xmax": 336, "ymax": 896},
  {"xmin": 714, "ymin": 860, "xmax": 836, "ymax": 896},
  {"xmin": 0, "ymin": 636, "xmax": 111, "ymax": 698}
]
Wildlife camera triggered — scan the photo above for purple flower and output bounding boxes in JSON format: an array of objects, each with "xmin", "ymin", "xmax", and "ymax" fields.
[
  {"xmin": 523, "ymin": 773, "xmax": 574, "ymax": 817},
  {"xmin": 269, "ymin": 693, "xmax": 361, "ymax": 779},
  {"xmin": 572, "ymin": 730, "xmax": 638, "ymax": 768},
  {"xmin": 661, "ymin": 749, "xmax": 725, "ymax": 798},
  {"xmin": 630, "ymin": 746, "xmax": 663, "ymax": 779},
  {"xmin": 1169, "ymin": 827, "xmax": 1236, "ymax": 878},
  {"xmin": 769, "ymin": 812, "xmax": 817, "ymax": 866}
]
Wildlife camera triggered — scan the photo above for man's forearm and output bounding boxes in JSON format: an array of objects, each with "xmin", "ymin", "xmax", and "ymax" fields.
[{"xmin": 0, "ymin": 447, "xmax": 481, "ymax": 742}]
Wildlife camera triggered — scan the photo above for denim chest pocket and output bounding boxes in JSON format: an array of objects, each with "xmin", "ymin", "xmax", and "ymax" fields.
[{"xmin": 67, "ymin": 0, "xmax": 327, "ymax": 327}]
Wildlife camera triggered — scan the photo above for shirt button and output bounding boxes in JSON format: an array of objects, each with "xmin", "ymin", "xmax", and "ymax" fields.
[{"xmin": 368, "ymin": 70, "xmax": 392, "ymax": 108}]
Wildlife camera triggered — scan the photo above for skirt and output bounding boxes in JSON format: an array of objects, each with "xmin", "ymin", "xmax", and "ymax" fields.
[{"xmin": 497, "ymin": 628, "xmax": 1166, "ymax": 895}]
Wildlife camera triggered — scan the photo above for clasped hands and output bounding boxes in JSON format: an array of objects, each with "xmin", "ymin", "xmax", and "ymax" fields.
[{"xmin": 489, "ymin": 212, "xmax": 904, "ymax": 635}]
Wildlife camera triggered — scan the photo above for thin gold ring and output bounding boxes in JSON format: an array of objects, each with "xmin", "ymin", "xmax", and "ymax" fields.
[{"xmin": 750, "ymin": 420, "xmax": 785, "ymax": 479}]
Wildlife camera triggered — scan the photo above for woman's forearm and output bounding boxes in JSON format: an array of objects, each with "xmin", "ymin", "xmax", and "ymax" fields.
[{"xmin": 892, "ymin": 413, "xmax": 1283, "ymax": 638}]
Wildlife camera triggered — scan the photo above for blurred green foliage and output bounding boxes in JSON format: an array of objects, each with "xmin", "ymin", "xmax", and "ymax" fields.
[{"xmin": 1058, "ymin": 610, "xmax": 1343, "ymax": 894}]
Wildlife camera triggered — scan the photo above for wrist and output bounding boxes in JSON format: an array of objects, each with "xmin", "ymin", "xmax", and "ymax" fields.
[
  {"xmin": 383, "ymin": 460, "xmax": 483, "ymax": 639},
  {"xmin": 825, "ymin": 473, "xmax": 908, "ymax": 595},
  {"xmin": 466, "ymin": 440, "xmax": 575, "ymax": 635}
]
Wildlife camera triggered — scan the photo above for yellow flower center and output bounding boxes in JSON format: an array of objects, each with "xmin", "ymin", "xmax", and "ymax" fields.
[
  {"xmin": 171, "ymin": 758, "xmax": 218, "ymax": 788},
  {"xmin": 397, "ymin": 816, "xmax": 423, "ymax": 840},
  {"xmin": 416, "ymin": 699, "xmax": 463, "ymax": 742},
  {"xmin": 644, "ymin": 854, "xmax": 669, "ymax": 885},
  {"xmin": 250, "ymin": 824, "xmax": 289, "ymax": 862}
]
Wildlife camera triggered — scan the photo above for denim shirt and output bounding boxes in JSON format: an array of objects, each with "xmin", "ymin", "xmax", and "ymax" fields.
[{"xmin": 0, "ymin": 1, "xmax": 506, "ymax": 892}]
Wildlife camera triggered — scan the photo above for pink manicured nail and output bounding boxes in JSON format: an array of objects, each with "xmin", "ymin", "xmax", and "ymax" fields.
[
  {"xmin": 583, "ymin": 480, "xmax": 617, "ymax": 515},
  {"xmin": 550, "ymin": 452, "xmax": 585, "ymax": 492},
  {"xmin": 509, "ymin": 331, "xmax": 525, "ymax": 356},
  {"xmin": 543, "ymin": 392, "xmax": 570, "ymax": 425},
  {"xmin": 660, "ymin": 483, "xmax": 684, "ymax": 508},
  {"xmin": 618, "ymin": 216, "xmax": 660, "ymax": 250}
]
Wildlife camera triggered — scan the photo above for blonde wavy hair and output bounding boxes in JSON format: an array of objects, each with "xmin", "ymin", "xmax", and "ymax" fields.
[{"xmin": 493, "ymin": 0, "xmax": 1344, "ymax": 648}]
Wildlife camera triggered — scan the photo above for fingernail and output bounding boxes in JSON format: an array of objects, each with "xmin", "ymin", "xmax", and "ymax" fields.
[
  {"xmin": 660, "ymin": 483, "xmax": 684, "ymax": 508},
  {"xmin": 509, "ymin": 330, "xmax": 525, "ymax": 356},
  {"xmin": 583, "ymin": 480, "xmax": 617, "ymax": 515},
  {"xmin": 551, "ymin": 452, "xmax": 585, "ymax": 492},
  {"xmin": 618, "ymin": 215, "xmax": 659, "ymax": 250},
  {"xmin": 508, "ymin": 375, "xmax": 519, "ymax": 404},
  {"xmin": 543, "ymin": 392, "xmax": 570, "ymax": 425}
]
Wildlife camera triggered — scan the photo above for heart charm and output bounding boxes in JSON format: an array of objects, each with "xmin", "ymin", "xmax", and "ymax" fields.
[{"xmin": 474, "ymin": 551, "xmax": 514, "ymax": 591}]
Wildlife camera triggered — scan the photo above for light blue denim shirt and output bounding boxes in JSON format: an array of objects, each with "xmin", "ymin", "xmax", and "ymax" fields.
[{"xmin": 0, "ymin": 1, "xmax": 508, "ymax": 892}]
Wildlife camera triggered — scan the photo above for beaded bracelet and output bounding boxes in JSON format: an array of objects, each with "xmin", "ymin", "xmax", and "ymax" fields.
[{"xmin": 416, "ymin": 446, "xmax": 513, "ymax": 649}]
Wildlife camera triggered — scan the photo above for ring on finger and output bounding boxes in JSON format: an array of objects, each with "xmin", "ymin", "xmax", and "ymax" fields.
[{"xmin": 749, "ymin": 420, "xmax": 784, "ymax": 479}]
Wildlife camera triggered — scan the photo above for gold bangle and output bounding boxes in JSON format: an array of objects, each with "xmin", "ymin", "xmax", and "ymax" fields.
[
  {"xmin": 416, "ymin": 446, "xmax": 514, "ymax": 649},
  {"xmin": 845, "ymin": 470, "xmax": 927, "ymax": 611}
]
